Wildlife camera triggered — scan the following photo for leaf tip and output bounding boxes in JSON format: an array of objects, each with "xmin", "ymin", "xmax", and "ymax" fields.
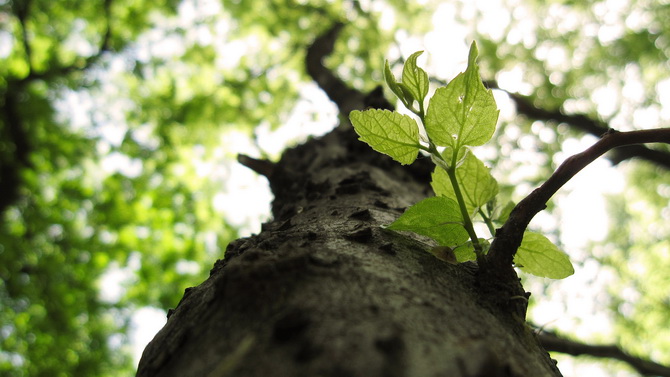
[{"xmin": 468, "ymin": 41, "xmax": 479, "ymax": 63}]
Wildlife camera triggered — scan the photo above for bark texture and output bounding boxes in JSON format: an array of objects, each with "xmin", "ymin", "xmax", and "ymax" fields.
[{"xmin": 136, "ymin": 123, "xmax": 562, "ymax": 376}]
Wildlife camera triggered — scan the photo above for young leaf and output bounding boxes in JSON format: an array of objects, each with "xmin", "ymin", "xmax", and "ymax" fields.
[
  {"xmin": 453, "ymin": 243, "xmax": 477, "ymax": 263},
  {"xmin": 424, "ymin": 42, "xmax": 499, "ymax": 149},
  {"xmin": 429, "ymin": 246, "xmax": 458, "ymax": 264},
  {"xmin": 401, "ymin": 51, "xmax": 429, "ymax": 105},
  {"xmin": 398, "ymin": 84, "xmax": 417, "ymax": 107},
  {"xmin": 515, "ymin": 232, "xmax": 575, "ymax": 279},
  {"xmin": 384, "ymin": 60, "xmax": 406, "ymax": 103},
  {"xmin": 493, "ymin": 200, "xmax": 515, "ymax": 224},
  {"xmin": 431, "ymin": 151, "xmax": 498, "ymax": 217},
  {"xmin": 349, "ymin": 109, "xmax": 420, "ymax": 165},
  {"xmin": 453, "ymin": 238, "xmax": 490, "ymax": 262},
  {"xmin": 387, "ymin": 197, "xmax": 469, "ymax": 246}
]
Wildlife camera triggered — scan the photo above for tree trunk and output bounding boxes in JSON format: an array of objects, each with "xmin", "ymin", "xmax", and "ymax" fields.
[{"xmin": 135, "ymin": 119, "xmax": 562, "ymax": 376}]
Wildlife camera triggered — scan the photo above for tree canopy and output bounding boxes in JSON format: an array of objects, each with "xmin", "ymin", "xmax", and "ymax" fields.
[{"xmin": 1, "ymin": 0, "xmax": 669, "ymax": 376}]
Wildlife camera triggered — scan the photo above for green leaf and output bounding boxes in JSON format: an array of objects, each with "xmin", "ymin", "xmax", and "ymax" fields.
[
  {"xmin": 515, "ymin": 232, "xmax": 575, "ymax": 279},
  {"xmin": 398, "ymin": 84, "xmax": 417, "ymax": 106},
  {"xmin": 349, "ymin": 109, "xmax": 420, "ymax": 165},
  {"xmin": 401, "ymin": 51, "xmax": 429, "ymax": 105},
  {"xmin": 453, "ymin": 238, "xmax": 490, "ymax": 262},
  {"xmin": 384, "ymin": 60, "xmax": 406, "ymax": 103},
  {"xmin": 387, "ymin": 197, "xmax": 469, "ymax": 246},
  {"xmin": 429, "ymin": 246, "xmax": 458, "ymax": 264},
  {"xmin": 424, "ymin": 42, "xmax": 499, "ymax": 148},
  {"xmin": 431, "ymin": 150, "xmax": 498, "ymax": 217},
  {"xmin": 493, "ymin": 200, "xmax": 515, "ymax": 224}
]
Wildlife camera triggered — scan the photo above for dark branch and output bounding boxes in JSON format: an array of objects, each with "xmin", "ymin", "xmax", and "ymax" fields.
[
  {"xmin": 101, "ymin": 0, "xmax": 113, "ymax": 51},
  {"xmin": 11, "ymin": 0, "xmax": 33, "ymax": 75},
  {"xmin": 538, "ymin": 330, "xmax": 670, "ymax": 376},
  {"xmin": 1, "ymin": 0, "xmax": 115, "ymax": 219},
  {"xmin": 0, "ymin": 84, "xmax": 32, "ymax": 218},
  {"xmin": 305, "ymin": 22, "xmax": 366, "ymax": 116},
  {"xmin": 237, "ymin": 154, "xmax": 275, "ymax": 178},
  {"xmin": 486, "ymin": 128, "xmax": 670, "ymax": 269},
  {"xmin": 484, "ymin": 80, "xmax": 670, "ymax": 171}
]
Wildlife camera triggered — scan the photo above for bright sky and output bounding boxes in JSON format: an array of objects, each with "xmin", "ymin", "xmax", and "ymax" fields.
[{"xmin": 79, "ymin": 1, "xmax": 665, "ymax": 376}]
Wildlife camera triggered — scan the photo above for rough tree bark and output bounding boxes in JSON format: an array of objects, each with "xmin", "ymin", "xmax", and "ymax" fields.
[{"xmin": 136, "ymin": 25, "xmax": 563, "ymax": 377}]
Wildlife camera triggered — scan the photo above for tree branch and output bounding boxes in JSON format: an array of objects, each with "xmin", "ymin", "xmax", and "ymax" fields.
[
  {"xmin": 11, "ymin": 0, "xmax": 33, "ymax": 75},
  {"xmin": 305, "ymin": 22, "xmax": 366, "ymax": 116},
  {"xmin": 486, "ymin": 128, "xmax": 670, "ymax": 268},
  {"xmin": 484, "ymin": 80, "xmax": 670, "ymax": 171},
  {"xmin": 237, "ymin": 154, "xmax": 275, "ymax": 178},
  {"xmin": 0, "ymin": 84, "xmax": 32, "ymax": 218},
  {"xmin": 538, "ymin": 330, "xmax": 670, "ymax": 377}
]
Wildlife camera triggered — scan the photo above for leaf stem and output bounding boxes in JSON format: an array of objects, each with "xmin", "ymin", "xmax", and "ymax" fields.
[
  {"xmin": 445, "ymin": 162, "xmax": 482, "ymax": 257},
  {"xmin": 418, "ymin": 144, "xmax": 432, "ymax": 153},
  {"xmin": 426, "ymin": 143, "xmax": 483, "ymax": 257},
  {"xmin": 420, "ymin": 113, "xmax": 482, "ymax": 258},
  {"xmin": 418, "ymin": 98, "xmax": 426, "ymax": 120},
  {"xmin": 478, "ymin": 208, "xmax": 496, "ymax": 236}
]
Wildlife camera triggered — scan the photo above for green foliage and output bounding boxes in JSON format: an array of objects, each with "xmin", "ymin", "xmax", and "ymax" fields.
[
  {"xmin": 424, "ymin": 44, "xmax": 499, "ymax": 149},
  {"xmin": 348, "ymin": 109, "xmax": 420, "ymax": 165},
  {"xmin": 350, "ymin": 42, "xmax": 573, "ymax": 279},
  {"xmin": 0, "ymin": 2, "xmax": 234, "ymax": 376},
  {"xmin": 401, "ymin": 51, "xmax": 430, "ymax": 105},
  {"xmin": 431, "ymin": 150, "xmax": 498, "ymax": 218},
  {"xmin": 453, "ymin": 238, "xmax": 491, "ymax": 263},
  {"xmin": 599, "ymin": 164, "xmax": 670, "ymax": 363},
  {"xmin": 515, "ymin": 232, "xmax": 574, "ymax": 279},
  {"xmin": 384, "ymin": 51, "xmax": 429, "ymax": 110},
  {"xmin": 387, "ymin": 197, "xmax": 469, "ymax": 246}
]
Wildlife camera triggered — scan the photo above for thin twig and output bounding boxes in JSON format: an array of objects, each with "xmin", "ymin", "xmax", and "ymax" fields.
[
  {"xmin": 538, "ymin": 330, "xmax": 670, "ymax": 376},
  {"xmin": 486, "ymin": 128, "xmax": 670, "ymax": 268},
  {"xmin": 305, "ymin": 22, "xmax": 366, "ymax": 116},
  {"xmin": 484, "ymin": 80, "xmax": 670, "ymax": 171},
  {"xmin": 237, "ymin": 154, "xmax": 275, "ymax": 178}
]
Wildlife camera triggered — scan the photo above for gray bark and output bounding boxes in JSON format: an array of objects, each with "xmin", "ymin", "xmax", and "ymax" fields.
[{"xmin": 135, "ymin": 123, "xmax": 562, "ymax": 377}]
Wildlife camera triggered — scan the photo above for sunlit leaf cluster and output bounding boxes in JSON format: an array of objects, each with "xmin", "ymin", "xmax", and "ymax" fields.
[{"xmin": 351, "ymin": 44, "xmax": 574, "ymax": 279}]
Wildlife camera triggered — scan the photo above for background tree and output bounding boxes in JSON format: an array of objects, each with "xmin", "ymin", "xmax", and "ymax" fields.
[{"xmin": 1, "ymin": 0, "xmax": 669, "ymax": 376}]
